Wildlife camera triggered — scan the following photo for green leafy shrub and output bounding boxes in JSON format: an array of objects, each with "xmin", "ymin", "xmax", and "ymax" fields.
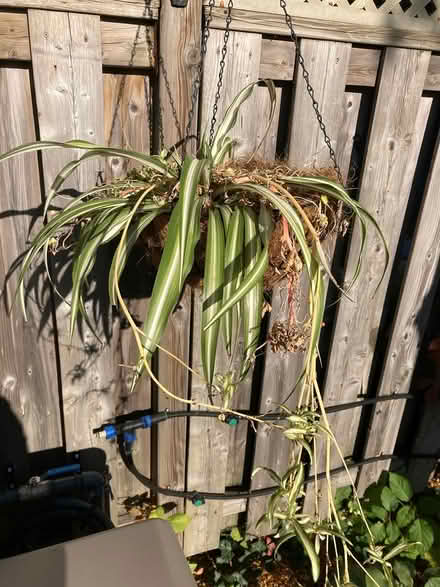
[{"xmin": 336, "ymin": 472, "xmax": 440, "ymax": 586}]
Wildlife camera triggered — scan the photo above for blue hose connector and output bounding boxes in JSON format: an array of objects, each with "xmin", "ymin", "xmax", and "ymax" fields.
[
  {"xmin": 103, "ymin": 424, "xmax": 117, "ymax": 440},
  {"xmin": 141, "ymin": 415, "xmax": 153, "ymax": 429}
]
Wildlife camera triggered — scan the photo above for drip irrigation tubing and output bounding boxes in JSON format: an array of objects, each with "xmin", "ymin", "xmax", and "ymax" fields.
[{"xmin": 95, "ymin": 392, "xmax": 436, "ymax": 505}]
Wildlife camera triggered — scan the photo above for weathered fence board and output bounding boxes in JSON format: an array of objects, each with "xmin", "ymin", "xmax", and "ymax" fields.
[
  {"xmin": 0, "ymin": 66, "xmax": 62, "ymax": 463},
  {"xmin": 185, "ymin": 27, "xmax": 263, "ymax": 550},
  {"xmin": 0, "ymin": 13, "xmax": 156, "ymax": 68},
  {"xmin": 358, "ymin": 123, "xmax": 440, "ymax": 492},
  {"xmin": 200, "ymin": 28, "xmax": 262, "ymax": 157},
  {"xmin": 207, "ymin": 1, "xmax": 440, "ymax": 51},
  {"xmin": 0, "ymin": 0, "xmax": 159, "ymax": 19},
  {"xmin": 317, "ymin": 48, "xmax": 431, "ymax": 487},
  {"xmin": 103, "ymin": 72, "xmax": 153, "ymax": 516},
  {"xmin": 248, "ymin": 39, "xmax": 352, "ymax": 533},
  {"xmin": 184, "ymin": 291, "xmax": 230, "ymax": 556},
  {"xmin": 158, "ymin": 0, "xmax": 203, "ymax": 150},
  {"xmin": 28, "ymin": 10, "xmax": 121, "ymax": 520}
]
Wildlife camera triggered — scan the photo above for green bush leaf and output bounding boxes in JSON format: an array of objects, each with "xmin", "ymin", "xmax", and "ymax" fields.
[
  {"xmin": 335, "ymin": 485, "xmax": 352, "ymax": 509},
  {"xmin": 426, "ymin": 579, "xmax": 440, "ymax": 587},
  {"xmin": 389, "ymin": 472, "xmax": 413, "ymax": 502},
  {"xmin": 364, "ymin": 482, "xmax": 387, "ymax": 508},
  {"xmin": 393, "ymin": 559, "xmax": 414, "ymax": 587},
  {"xmin": 371, "ymin": 521, "xmax": 386, "ymax": 543},
  {"xmin": 365, "ymin": 567, "xmax": 387, "ymax": 587},
  {"xmin": 168, "ymin": 512, "xmax": 191, "ymax": 533},
  {"xmin": 230, "ymin": 527, "xmax": 242, "ymax": 542},
  {"xmin": 397, "ymin": 505, "xmax": 417, "ymax": 529},
  {"xmin": 381, "ymin": 486, "xmax": 400, "ymax": 512},
  {"xmin": 405, "ymin": 519, "xmax": 434, "ymax": 557},
  {"xmin": 386, "ymin": 520, "xmax": 401, "ymax": 545},
  {"xmin": 365, "ymin": 505, "xmax": 388, "ymax": 522}
]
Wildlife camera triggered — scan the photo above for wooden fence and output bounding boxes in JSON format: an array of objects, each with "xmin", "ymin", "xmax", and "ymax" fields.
[{"xmin": 0, "ymin": 0, "xmax": 439, "ymax": 557}]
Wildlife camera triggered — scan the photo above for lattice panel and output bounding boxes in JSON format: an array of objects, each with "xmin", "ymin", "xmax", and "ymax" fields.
[{"xmin": 294, "ymin": 0, "xmax": 438, "ymax": 20}]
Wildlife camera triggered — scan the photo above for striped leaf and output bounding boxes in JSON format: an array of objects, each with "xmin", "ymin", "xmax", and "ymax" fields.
[
  {"xmin": 210, "ymin": 80, "xmax": 276, "ymax": 163},
  {"xmin": 201, "ymin": 209, "xmax": 225, "ymax": 386},
  {"xmin": 221, "ymin": 207, "xmax": 244, "ymax": 357},
  {"xmin": 175, "ymin": 157, "xmax": 209, "ymax": 290},
  {"xmin": 240, "ymin": 208, "xmax": 263, "ymax": 379},
  {"xmin": 109, "ymin": 211, "xmax": 162, "ymax": 305},
  {"xmin": 139, "ymin": 196, "xmax": 202, "ymax": 366},
  {"xmin": 0, "ymin": 140, "xmax": 171, "ymax": 177}
]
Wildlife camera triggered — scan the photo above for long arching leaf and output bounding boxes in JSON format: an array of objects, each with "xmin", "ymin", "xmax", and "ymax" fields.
[
  {"xmin": 221, "ymin": 207, "xmax": 244, "ymax": 357},
  {"xmin": 201, "ymin": 208, "xmax": 225, "ymax": 386}
]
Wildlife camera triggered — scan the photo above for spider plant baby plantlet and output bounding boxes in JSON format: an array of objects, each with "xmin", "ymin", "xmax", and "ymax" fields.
[{"xmin": 0, "ymin": 80, "xmax": 388, "ymax": 583}]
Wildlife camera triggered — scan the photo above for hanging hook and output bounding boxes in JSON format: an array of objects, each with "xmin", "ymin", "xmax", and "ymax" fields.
[{"xmin": 170, "ymin": 0, "xmax": 189, "ymax": 6}]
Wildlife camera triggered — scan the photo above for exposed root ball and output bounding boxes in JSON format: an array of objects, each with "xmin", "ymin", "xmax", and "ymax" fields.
[{"xmin": 269, "ymin": 320, "xmax": 310, "ymax": 354}]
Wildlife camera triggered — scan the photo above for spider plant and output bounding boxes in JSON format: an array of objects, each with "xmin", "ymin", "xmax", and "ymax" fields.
[{"xmin": 0, "ymin": 79, "xmax": 388, "ymax": 582}]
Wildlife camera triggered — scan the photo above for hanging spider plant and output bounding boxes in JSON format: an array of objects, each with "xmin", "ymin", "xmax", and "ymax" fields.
[{"xmin": 0, "ymin": 80, "xmax": 388, "ymax": 582}]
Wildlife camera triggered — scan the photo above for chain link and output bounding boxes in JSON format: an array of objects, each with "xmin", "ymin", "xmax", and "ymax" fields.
[
  {"xmin": 279, "ymin": 0, "xmax": 343, "ymax": 185},
  {"xmin": 158, "ymin": 55, "xmax": 183, "ymax": 149},
  {"xmin": 208, "ymin": 0, "xmax": 234, "ymax": 147},
  {"xmin": 185, "ymin": 0, "xmax": 215, "ymax": 143}
]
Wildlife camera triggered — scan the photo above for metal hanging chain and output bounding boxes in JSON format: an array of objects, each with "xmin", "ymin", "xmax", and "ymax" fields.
[
  {"xmin": 158, "ymin": 55, "xmax": 183, "ymax": 149},
  {"xmin": 185, "ymin": 0, "xmax": 216, "ymax": 142},
  {"xmin": 279, "ymin": 0, "xmax": 343, "ymax": 185},
  {"xmin": 208, "ymin": 0, "xmax": 234, "ymax": 147}
]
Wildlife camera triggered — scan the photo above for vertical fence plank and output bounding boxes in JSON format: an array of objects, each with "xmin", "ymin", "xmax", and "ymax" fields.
[
  {"xmin": 28, "ymin": 10, "xmax": 121, "ymax": 519},
  {"xmin": 357, "ymin": 123, "xmax": 440, "ymax": 492},
  {"xmin": 0, "ymin": 67, "xmax": 62, "ymax": 475},
  {"xmin": 156, "ymin": 0, "xmax": 202, "ymax": 550},
  {"xmin": 315, "ymin": 48, "xmax": 431, "ymax": 495},
  {"xmin": 247, "ymin": 38, "xmax": 352, "ymax": 533},
  {"xmin": 221, "ymin": 85, "xmax": 282, "ymax": 532},
  {"xmin": 156, "ymin": 287, "xmax": 192, "ymax": 522},
  {"xmin": 184, "ymin": 28, "xmax": 263, "ymax": 554},
  {"xmin": 104, "ymin": 73, "xmax": 151, "ymax": 179},
  {"xmin": 200, "ymin": 28, "xmax": 262, "ymax": 157},
  {"xmin": 184, "ymin": 290, "xmax": 230, "ymax": 556},
  {"xmin": 159, "ymin": 0, "xmax": 202, "ymax": 148},
  {"xmin": 103, "ymin": 72, "xmax": 152, "ymax": 517}
]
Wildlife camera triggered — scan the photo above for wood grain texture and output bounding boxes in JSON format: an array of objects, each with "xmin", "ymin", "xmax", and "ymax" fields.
[
  {"xmin": 318, "ymin": 48, "xmax": 431, "ymax": 482},
  {"xmin": 0, "ymin": 12, "xmax": 30, "ymax": 60},
  {"xmin": 247, "ymin": 275, "xmax": 310, "ymax": 534},
  {"xmin": 103, "ymin": 72, "xmax": 152, "ymax": 511},
  {"xmin": 184, "ymin": 290, "xmax": 230, "ymax": 556},
  {"xmin": 0, "ymin": 67, "xmax": 62, "ymax": 465},
  {"xmin": 0, "ymin": 0, "xmax": 159, "ymax": 19},
  {"xmin": 249, "ymin": 39, "xmax": 353, "ymax": 532},
  {"xmin": 100, "ymin": 21, "xmax": 155, "ymax": 68},
  {"xmin": 104, "ymin": 73, "xmax": 151, "ymax": 178},
  {"xmin": 200, "ymin": 28, "xmax": 262, "ymax": 158},
  {"xmin": 289, "ymin": 39, "xmax": 352, "ymax": 168},
  {"xmin": 207, "ymin": 2, "xmax": 440, "ymax": 50},
  {"xmin": 0, "ymin": 14, "xmax": 156, "ymax": 67},
  {"xmin": 28, "ymin": 10, "xmax": 121, "ymax": 519},
  {"xmin": 156, "ymin": 287, "xmax": 192, "ymax": 533},
  {"xmin": 224, "ymin": 85, "xmax": 282, "ymax": 497},
  {"xmin": 346, "ymin": 47, "xmax": 381, "ymax": 86},
  {"xmin": 259, "ymin": 38, "xmax": 295, "ymax": 81},
  {"xmin": 425, "ymin": 55, "xmax": 440, "ymax": 91},
  {"xmin": 357, "ymin": 119, "xmax": 440, "ymax": 493},
  {"xmin": 158, "ymin": 0, "xmax": 202, "ymax": 150}
]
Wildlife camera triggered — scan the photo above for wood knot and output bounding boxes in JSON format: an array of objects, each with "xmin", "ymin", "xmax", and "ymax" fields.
[{"xmin": 185, "ymin": 45, "xmax": 200, "ymax": 67}]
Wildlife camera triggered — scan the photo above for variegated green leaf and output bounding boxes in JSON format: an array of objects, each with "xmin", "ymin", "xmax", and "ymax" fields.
[
  {"xmin": 201, "ymin": 208, "xmax": 225, "ymax": 386},
  {"xmin": 109, "ymin": 211, "xmax": 163, "ymax": 305},
  {"xmin": 221, "ymin": 207, "xmax": 244, "ymax": 357},
  {"xmin": 175, "ymin": 157, "xmax": 208, "ymax": 289},
  {"xmin": 136, "ymin": 197, "xmax": 201, "ymax": 386},
  {"xmin": 211, "ymin": 80, "xmax": 276, "ymax": 163}
]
